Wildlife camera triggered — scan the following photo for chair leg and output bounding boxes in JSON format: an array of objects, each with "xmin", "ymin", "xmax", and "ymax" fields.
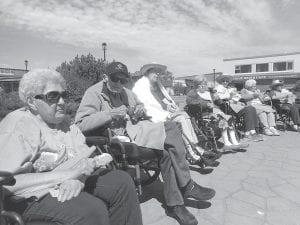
[{"xmin": 135, "ymin": 164, "xmax": 142, "ymax": 195}]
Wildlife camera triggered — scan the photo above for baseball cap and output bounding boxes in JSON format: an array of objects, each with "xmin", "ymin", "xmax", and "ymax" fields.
[{"xmin": 106, "ymin": 61, "xmax": 129, "ymax": 78}]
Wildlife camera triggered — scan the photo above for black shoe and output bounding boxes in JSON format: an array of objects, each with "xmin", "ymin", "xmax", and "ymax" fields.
[
  {"xmin": 202, "ymin": 151, "xmax": 222, "ymax": 160},
  {"xmin": 184, "ymin": 181, "xmax": 216, "ymax": 201},
  {"xmin": 166, "ymin": 205, "xmax": 198, "ymax": 225},
  {"xmin": 201, "ymin": 155, "xmax": 220, "ymax": 167}
]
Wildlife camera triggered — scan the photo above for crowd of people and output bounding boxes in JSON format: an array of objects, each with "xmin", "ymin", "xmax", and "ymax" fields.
[{"xmin": 0, "ymin": 61, "xmax": 300, "ymax": 225}]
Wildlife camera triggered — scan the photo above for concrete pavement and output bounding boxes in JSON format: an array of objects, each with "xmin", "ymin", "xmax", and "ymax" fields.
[{"xmin": 140, "ymin": 130, "xmax": 300, "ymax": 225}]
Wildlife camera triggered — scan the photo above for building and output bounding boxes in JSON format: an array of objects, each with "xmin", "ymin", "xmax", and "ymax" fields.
[
  {"xmin": 223, "ymin": 52, "xmax": 300, "ymax": 90},
  {"xmin": 0, "ymin": 67, "xmax": 28, "ymax": 92},
  {"xmin": 175, "ymin": 72, "xmax": 222, "ymax": 88}
]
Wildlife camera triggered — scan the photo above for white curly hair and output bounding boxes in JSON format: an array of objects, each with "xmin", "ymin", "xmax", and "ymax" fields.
[
  {"xmin": 19, "ymin": 69, "xmax": 66, "ymax": 104},
  {"xmin": 245, "ymin": 79, "xmax": 257, "ymax": 88}
]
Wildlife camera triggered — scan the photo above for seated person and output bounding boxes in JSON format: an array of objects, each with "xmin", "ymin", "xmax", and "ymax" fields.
[
  {"xmin": 132, "ymin": 63, "xmax": 220, "ymax": 166},
  {"xmin": 75, "ymin": 61, "xmax": 216, "ymax": 225},
  {"xmin": 214, "ymin": 75, "xmax": 263, "ymax": 141},
  {"xmin": 186, "ymin": 77, "xmax": 249, "ymax": 150},
  {"xmin": 0, "ymin": 69, "xmax": 143, "ymax": 225},
  {"xmin": 269, "ymin": 79, "xmax": 300, "ymax": 132},
  {"xmin": 241, "ymin": 79, "xmax": 279, "ymax": 136}
]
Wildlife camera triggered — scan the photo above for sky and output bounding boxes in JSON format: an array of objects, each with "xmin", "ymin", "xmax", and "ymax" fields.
[{"xmin": 0, "ymin": 0, "xmax": 300, "ymax": 77}]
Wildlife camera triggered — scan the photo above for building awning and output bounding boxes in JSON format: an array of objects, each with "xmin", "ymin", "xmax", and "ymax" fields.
[
  {"xmin": 0, "ymin": 75, "xmax": 23, "ymax": 82},
  {"xmin": 232, "ymin": 72, "xmax": 300, "ymax": 81}
]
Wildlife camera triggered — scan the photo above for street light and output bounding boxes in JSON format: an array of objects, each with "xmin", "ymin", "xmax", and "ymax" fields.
[
  {"xmin": 213, "ymin": 68, "xmax": 216, "ymax": 87},
  {"xmin": 24, "ymin": 60, "xmax": 28, "ymax": 71},
  {"xmin": 102, "ymin": 42, "xmax": 107, "ymax": 61}
]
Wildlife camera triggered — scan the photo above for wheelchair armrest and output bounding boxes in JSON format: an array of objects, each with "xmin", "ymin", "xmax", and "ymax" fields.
[
  {"xmin": 0, "ymin": 171, "xmax": 16, "ymax": 186},
  {"xmin": 85, "ymin": 136, "xmax": 109, "ymax": 147},
  {"xmin": 110, "ymin": 141, "xmax": 159, "ymax": 163},
  {"xmin": 85, "ymin": 128, "xmax": 112, "ymax": 147}
]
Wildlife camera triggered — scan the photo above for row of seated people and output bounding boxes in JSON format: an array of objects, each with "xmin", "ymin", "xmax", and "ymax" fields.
[
  {"xmin": 2, "ymin": 62, "xmax": 298, "ymax": 225},
  {"xmin": 0, "ymin": 63, "xmax": 220, "ymax": 225},
  {"xmin": 214, "ymin": 76, "xmax": 300, "ymax": 134}
]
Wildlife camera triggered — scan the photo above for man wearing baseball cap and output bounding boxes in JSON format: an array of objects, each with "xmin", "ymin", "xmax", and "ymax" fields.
[{"xmin": 75, "ymin": 61, "xmax": 216, "ymax": 225}]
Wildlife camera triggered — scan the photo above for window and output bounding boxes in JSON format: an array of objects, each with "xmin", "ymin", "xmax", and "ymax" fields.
[
  {"xmin": 235, "ymin": 64, "xmax": 252, "ymax": 74},
  {"xmin": 256, "ymin": 63, "xmax": 269, "ymax": 72},
  {"xmin": 273, "ymin": 61, "xmax": 293, "ymax": 71}
]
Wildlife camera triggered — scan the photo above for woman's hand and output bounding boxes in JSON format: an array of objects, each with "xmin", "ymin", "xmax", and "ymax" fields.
[
  {"xmin": 167, "ymin": 103, "xmax": 178, "ymax": 113},
  {"xmin": 56, "ymin": 179, "xmax": 84, "ymax": 202},
  {"xmin": 133, "ymin": 104, "xmax": 146, "ymax": 118}
]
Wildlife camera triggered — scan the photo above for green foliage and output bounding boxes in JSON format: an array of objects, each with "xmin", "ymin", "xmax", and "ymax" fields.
[
  {"xmin": 57, "ymin": 53, "xmax": 107, "ymax": 100},
  {"xmin": 173, "ymin": 82, "xmax": 188, "ymax": 95},
  {"xmin": 0, "ymin": 92, "xmax": 24, "ymax": 120}
]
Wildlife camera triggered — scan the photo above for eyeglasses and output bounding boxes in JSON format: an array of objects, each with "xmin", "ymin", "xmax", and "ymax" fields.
[
  {"xmin": 34, "ymin": 91, "xmax": 69, "ymax": 104},
  {"xmin": 110, "ymin": 76, "xmax": 128, "ymax": 84}
]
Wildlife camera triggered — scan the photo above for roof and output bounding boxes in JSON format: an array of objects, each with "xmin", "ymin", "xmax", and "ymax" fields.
[{"xmin": 224, "ymin": 52, "xmax": 300, "ymax": 62}]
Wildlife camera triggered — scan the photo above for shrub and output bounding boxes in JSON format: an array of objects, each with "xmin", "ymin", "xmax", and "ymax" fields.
[{"xmin": 0, "ymin": 92, "xmax": 24, "ymax": 121}]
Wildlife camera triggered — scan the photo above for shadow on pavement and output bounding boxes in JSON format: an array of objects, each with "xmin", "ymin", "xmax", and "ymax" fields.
[
  {"xmin": 184, "ymin": 199, "xmax": 212, "ymax": 209},
  {"xmin": 189, "ymin": 166, "xmax": 214, "ymax": 174}
]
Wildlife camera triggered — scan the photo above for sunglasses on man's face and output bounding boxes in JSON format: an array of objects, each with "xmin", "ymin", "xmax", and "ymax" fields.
[
  {"xmin": 110, "ymin": 76, "xmax": 128, "ymax": 84},
  {"xmin": 34, "ymin": 91, "xmax": 69, "ymax": 104}
]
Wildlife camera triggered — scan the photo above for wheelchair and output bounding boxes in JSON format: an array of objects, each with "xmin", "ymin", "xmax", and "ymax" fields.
[
  {"xmin": 268, "ymin": 99, "xmax": 291, "ymax": 131},
  {"xmin": 0, "ymin": 171, "xmax": 58, "ymax": 225},
  {"xmin": 214, "ymin": 99, "xmax": 245, "ymax": 137},
  {"xmin": 85, "ymin": 128, "xmax": 161, "ymax": 195},
  {"xmin": 184, "ymin": 104, "xmax": 220, "ymax": 153}
]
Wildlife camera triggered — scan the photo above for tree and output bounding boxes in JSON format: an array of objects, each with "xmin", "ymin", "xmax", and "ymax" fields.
[{"xmin": 56, "ymin": 54, "xmax": 107, "ymax": 100}]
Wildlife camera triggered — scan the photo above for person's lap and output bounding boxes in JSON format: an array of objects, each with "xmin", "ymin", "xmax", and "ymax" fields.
[{"xmin": 11, "ymin": 169, "xmax": 137, "ymax": 225}]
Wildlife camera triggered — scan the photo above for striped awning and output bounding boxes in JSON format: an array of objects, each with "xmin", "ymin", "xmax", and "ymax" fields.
[
  {"xmin": 0, "ymin": 75, "xmax": 22, "ymax": 82},
  {"xmin": 232, "ymin": 72, "xmax": 300, "ymax": 81}
]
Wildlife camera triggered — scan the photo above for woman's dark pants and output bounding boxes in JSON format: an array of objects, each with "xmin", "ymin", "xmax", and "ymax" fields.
[{"xmin": 9, "ymin": 170, "xmax": 143, "ymax": 225}]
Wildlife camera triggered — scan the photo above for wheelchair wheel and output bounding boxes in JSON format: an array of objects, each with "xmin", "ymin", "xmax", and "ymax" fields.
[{"xmin": 139, "ymin": 160, "xmax": 160, "ymax": 186}]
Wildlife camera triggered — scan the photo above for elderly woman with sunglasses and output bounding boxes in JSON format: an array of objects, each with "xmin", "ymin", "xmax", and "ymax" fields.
[
  {"xmin": 241, "ymin": 79, "xmax": 280, "ymax": 136},
  {"xmin": 76, "ymin": 61, "xmax": 216, "ymax": 225},
  {"xmin": 0, "ymin": 69, "xmax": 143, "ymax": 225}
]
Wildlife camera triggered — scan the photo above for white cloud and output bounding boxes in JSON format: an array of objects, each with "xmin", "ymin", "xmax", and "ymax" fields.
[{"xmin": 0, "ymin": 0, "xmax": 299, "ymax": 75}]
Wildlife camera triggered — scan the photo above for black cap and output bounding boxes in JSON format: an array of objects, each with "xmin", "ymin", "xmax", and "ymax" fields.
[{"xmin": 106, "ymin": 61, "xmax": 129, "ymax": 77}]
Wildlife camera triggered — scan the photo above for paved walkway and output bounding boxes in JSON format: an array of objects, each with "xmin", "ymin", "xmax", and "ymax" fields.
[{"xmin": 140, "ymin": 130, "xmax": 300, "ymax": 225}]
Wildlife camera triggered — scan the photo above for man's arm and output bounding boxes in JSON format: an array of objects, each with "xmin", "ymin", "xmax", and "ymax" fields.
[{"xmin": 75, "ymin": 89, "xmax": 113, "ymax": 133}]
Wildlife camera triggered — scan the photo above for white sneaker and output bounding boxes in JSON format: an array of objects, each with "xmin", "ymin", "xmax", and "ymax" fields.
[
  {"xmin": 263, "ymin": 128, "xmax": 273, "ymax": 136},
  {"xmin": 269, "ymin": 127, "xmax": 280, "ymax": 136}
]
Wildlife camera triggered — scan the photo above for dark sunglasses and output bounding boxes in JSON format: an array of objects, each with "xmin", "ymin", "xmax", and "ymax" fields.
[
  {"xmin": 110, "ymin": 76, "xmax": 128, "ymax": 84},
  {"xmin": 34, "ymin": 91, "xmax": 69, "ymax": 104}
]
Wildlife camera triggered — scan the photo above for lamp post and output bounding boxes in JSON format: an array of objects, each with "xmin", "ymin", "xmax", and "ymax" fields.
[
  {"xmin": 102, "ymin": 42, "xmax": 107, "ymax": 61},
  {"xmin": 213, "ymin": 68, "xmax": 216, "ymax": 87},
  {"xmin": 24, "ymin": 60, "xmax": 28, "ymax": 71}
]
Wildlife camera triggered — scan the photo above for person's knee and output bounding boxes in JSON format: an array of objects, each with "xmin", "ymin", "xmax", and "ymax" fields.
[
  {"xmin": 109, "ymin": 170, "xmax": 135, "ymax": 190},
  {"xmin": 52, "ymin": 193, "xmax": 109, "ymax": 225}
]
